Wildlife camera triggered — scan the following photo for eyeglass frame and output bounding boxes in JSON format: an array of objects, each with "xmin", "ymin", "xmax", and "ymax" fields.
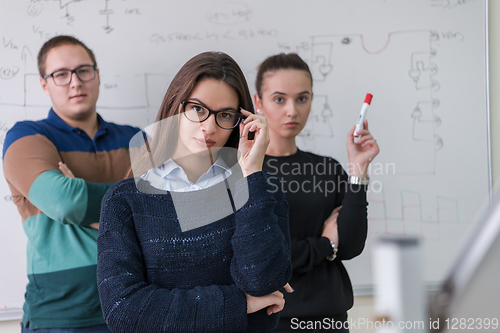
[
  {"xmin": 42, "ymin": 64, "xmax": 98, "ymax": 86},
  {"xmin": 181, "ymin": 100, "xmax": 244, "ymax": 129}
]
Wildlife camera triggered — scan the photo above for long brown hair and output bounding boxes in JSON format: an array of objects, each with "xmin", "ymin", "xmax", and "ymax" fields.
[{"xmin": 129, "ymin": 51, "xmax": 254, "ymax": 178}]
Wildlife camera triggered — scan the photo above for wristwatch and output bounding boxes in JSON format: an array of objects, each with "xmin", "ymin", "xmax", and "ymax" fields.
[
  {"xmin": 326, "ymin": 240, "xmax": 338, "ymax": 261},
  {"xmin": 348, "ymin": 175, "xmax": 370, "ymax": 185}
]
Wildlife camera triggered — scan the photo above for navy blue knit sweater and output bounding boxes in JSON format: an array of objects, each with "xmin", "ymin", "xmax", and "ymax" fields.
[{"xmin": 97, "ymin": 171, "xmax": 292, "ymax": 332}]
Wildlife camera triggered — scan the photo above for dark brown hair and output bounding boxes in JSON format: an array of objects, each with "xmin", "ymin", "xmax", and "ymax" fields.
[
  {"xmin": 37, "ymin": 35, "xmax": 97, "ymax": 76},
  {"xmin": 129, "ymin": 51, "xmax": 254, "ymax": 177},
  {"xmin": 255, "ymin": 53, "xmax": 312, "ymax": 98}
]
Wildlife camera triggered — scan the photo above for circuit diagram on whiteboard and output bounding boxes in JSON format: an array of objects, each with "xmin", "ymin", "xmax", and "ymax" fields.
[{"xmin": 294, "ymin": 30, "xmax": 443, "ymax": 176}]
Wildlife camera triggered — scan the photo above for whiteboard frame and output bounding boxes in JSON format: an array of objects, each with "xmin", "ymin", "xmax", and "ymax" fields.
[
  {"xmin": 0, "ymin": 308, "xmax": 23, "ymax": 321},
  {"xmin": 486, "ymin": 0, "xmax": 493, "ymax": 202},
  {"xmin": 0, "ymin": 0, "xmax": 493, "ymax": 320}
]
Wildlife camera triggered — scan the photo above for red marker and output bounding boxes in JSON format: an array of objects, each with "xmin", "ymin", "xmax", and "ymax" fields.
[{"xmin": 354, "ymin": 93, "xmax": 373, "ymax": 137}]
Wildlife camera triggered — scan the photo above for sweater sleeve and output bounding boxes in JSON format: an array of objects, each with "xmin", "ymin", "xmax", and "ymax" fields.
[
  {"xmin": 3, "ymin": 127, "xmax": 113, "ymax": 226},
  {"xmin": 289, "ymin": 236, "xmax": 334, "ymax": 273},
  {"xmin": 97, "ymin": 182, "xmax": 248, "ymax": 333},
  {"xmin": 335, "ymin": 165, "xmax": 368, "ymax": 261},
  {"xmin": 230, "ymin": 171, "xmax": 292, "ymax": 296},
  {"xmin": 288, "ymin": 163, "xmax": 368, "ymax": 273}
]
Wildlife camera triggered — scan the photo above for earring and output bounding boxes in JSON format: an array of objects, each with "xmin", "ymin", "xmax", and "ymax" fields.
[{"xmin": 256, "ymin": 109, "xmax": 261, "ymax": 114}]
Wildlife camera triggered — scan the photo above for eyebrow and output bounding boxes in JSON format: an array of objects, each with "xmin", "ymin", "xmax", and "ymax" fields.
[
  {"xmin": 47, "ymin": 64, "xmax": 94, "ymax": 74},
  {"xmin": 188, "ymin": 98, "xmax": 239, "ymax": 111},
  {"xmin": 271, "ymin": 91, "xmax": 311, "ymax": 96}
]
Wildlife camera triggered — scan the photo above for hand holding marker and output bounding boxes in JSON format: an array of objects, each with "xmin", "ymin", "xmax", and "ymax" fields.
[{"xmin": 354, "ymin": 93, "xmax": 373, "ymax": 140}]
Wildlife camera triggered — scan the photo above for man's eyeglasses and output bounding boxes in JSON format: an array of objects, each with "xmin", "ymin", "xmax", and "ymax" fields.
[
  {"xmin": 182, "ymin": 101, "xmax": 244, "ymax": 129},
  {"xmin": 43, "ymin": 65, "xmax": 97, "ymax": 86}
]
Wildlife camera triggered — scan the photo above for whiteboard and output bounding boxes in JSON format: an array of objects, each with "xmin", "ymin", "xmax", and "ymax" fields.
[{"xmin": 0, "ymin": 0, "xmax": 490, "ymax": 318}]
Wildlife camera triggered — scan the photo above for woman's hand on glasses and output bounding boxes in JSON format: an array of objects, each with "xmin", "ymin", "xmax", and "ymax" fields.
[{"xmin": 237, "ymin": 109, "xmax": 270, "ymax": 177}]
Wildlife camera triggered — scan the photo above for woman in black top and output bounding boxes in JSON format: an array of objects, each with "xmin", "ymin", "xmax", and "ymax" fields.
[{"xmin": 254, "ymin": 53, "xmax": 380, "ymax": 332}]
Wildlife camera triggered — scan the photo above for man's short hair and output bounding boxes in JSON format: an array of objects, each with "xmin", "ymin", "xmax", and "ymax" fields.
[{"xmin": 37, "ymin": 35, "xmax": 97, "ymax": 77}]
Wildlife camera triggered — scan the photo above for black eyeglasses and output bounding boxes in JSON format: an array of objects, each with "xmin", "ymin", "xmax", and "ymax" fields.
[
  {"xmin": 181, "ymin": 101, "xmax": 244, "ymax": 129},
  {"xmin": 43, "ymin": 65, "xmax": 97, "ymax": 86}
]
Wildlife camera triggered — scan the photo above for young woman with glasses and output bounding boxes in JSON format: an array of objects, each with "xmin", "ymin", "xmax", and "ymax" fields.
[
  {"xmin": 254, "ymin": 53, "xmax": 380, "ymax": 332},
  {"xmin": 95, "ymin": 52, "xmax": 292, "ymax": 333}
]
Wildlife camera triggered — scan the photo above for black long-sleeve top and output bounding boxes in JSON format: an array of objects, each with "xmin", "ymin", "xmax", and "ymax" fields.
[{"xmin": 263, "ymin": 149, "xmax": 368, "ymax": 318}]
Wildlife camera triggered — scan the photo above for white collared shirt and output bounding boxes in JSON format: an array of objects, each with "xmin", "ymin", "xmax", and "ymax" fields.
[{"xmin": 141, "ymin": 158, "xmax": 232, "ymax": 192}]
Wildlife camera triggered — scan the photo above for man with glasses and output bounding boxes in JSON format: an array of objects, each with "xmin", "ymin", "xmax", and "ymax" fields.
[{"xmin": 2, "ymin": 35, "xmax": 141, "ymax": 332}]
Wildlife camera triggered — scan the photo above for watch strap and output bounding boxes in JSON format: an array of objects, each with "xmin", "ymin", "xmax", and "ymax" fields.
[
  {"xmin": 348, "ymin": 175, "xmax": 370, "ymax": 185},
  {"xmin": 326, "ymin": 240, "xmax": 338, "ymax": 261}
]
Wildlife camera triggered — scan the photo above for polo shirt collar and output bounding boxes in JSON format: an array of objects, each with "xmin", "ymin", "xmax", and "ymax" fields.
[
  {"xmin": 47, "ymin": 108, "xmax": 109, "ymax": 136},
  {"xmin": 47, "ymin": 108, "xmax": 73, "ymax": 132}
]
